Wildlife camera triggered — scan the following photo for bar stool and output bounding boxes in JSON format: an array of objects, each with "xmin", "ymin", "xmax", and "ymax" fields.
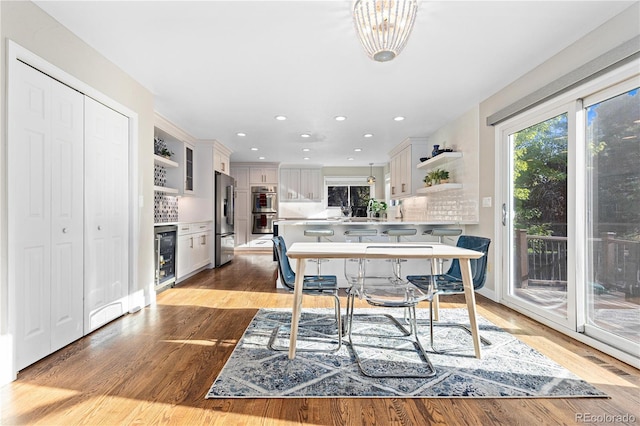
[
  {"xmin": 304, "ymin": 229, "xmax": 334, "ymax": 275},
  {"xmin": 382, "ymin": 228, "xmax": 417, "ymax": 280},
  {"xmin": 343, "ymin": 229, "xmax": 378, "ymax": 285}
]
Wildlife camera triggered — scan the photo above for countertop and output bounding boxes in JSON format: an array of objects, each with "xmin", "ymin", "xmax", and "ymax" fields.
[{"xmin": 275, "ymin": 218, "xmax": 471, "ymax": 226}]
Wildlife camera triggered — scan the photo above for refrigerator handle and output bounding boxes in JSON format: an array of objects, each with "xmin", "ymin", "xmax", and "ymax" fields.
[{"xmin": 227, "ymin": 184, "xmax": 235, "ymax": 226}]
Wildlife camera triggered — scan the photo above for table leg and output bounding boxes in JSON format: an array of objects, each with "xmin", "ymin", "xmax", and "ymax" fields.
[
  {"xmin": 460, "ymin": 258, "xmax": 482, "ymax": 359},
  {"xmin": 288, "ymin": 258, "xmax": 306, "ymax": 359}
]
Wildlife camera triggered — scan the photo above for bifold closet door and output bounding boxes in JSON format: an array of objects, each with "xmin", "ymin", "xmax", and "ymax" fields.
[
  {"xmin": 10, "ymin": 61, "xmax": 84, "ymax": 370},
  {"xmin": 84, "ymin": 97, "xmax": 130, "ymax": 333}
]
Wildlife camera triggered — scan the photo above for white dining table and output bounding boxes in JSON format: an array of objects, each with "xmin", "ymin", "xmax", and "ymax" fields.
[{"xmin": 285, "ymin": 242, "xmax": 486, "ymax": 359}]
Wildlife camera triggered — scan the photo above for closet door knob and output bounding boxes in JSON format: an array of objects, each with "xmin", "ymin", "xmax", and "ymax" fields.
[
  {"xmin": 62, "ymin": 228, "xmax": 68, "ymax": 234},
  {"xmin": 97, "ymin": 225, "xmax": 102, "ymax": 231}
]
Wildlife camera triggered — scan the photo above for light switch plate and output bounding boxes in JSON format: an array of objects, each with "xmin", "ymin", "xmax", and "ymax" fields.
[{"xmin": 482, "ymin": 197, "xmax": 492, "ymax": 208}]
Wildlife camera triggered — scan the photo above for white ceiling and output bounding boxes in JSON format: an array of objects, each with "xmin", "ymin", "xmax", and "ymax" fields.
[{"xmin": 34, "ymin": 0, "xmax": 634, "ymax": 167}]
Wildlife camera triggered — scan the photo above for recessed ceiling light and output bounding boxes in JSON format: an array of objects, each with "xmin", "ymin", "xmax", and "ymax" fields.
[
  {"xmin": 301, "ymin": 133, "xmax": 311, "ymax": 138},
  {"xmin": 258, "ymin": 156, "xmax": 265, "ymax": 160},
  {"xmin": 354, "ymin": 148, "xmax": 362, "ymax": 152},
  {"xmin": 347, "ymin": 157, "xmax": 354, "ymax": 161},
  {"xmin": 335, "ymin": 116, "xmax": 347, "ymax": 121},
  {"xmin": 363, "ymin": 133, "xmax": 373, "ymax": 138},
  {"xmin": 236, "ymin": 132, "xmax": 246, "ymax": 137},
  {"xmin": 251, "ymin": 147, "xmax": 258, "ymax": 151},
  {"xmin": 303, "ymin": 157, "xmax": 310, "ymax": 160},
  {"xmin": 302, "ymin": 148, "xmax": 310, "ymax": 152},
  {"xmin": 393, "ymin": 116, "xmax": 405, "ymax": 121},
  {"xmin": 275, "ymin": 115, "xmax": 287, "ymax": 121}
]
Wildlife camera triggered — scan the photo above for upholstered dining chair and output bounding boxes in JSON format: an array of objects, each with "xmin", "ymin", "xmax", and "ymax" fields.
[
  {"xmin": 346, "ymin": 245, "xmax": 438, "ymax": 378},
  {"xmin": 270, "ymin": 236, "xmax": 342, "ymax": 352},
  {"xmin": 407, "ymin": 235, "xmax": 492, "ymax": 352}
]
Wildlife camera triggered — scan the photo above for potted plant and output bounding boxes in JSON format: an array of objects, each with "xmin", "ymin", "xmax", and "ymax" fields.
[
  {"xmin": 439, "ymin": 169, "xmax": 450, "ymax": 184},
  {"xmin": 159, "ymin": 147, "xmax": 174, "ymax": 159},
  {"xmin": 369, "ymin": 199, "xmax": 388, "ymax": 218}
]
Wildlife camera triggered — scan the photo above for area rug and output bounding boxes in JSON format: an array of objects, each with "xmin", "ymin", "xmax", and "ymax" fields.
[{"xmin": 206, "ymin": 308, "xmax": 607, "ymax": 398}]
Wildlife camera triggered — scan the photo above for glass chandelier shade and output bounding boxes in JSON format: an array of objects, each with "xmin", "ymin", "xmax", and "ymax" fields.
[
  {"xmin": 353, "ymin": 0, "xmax": 419, "ymax": 62},
  {"xmin": 367, "ymin": 163, "xmax": 376, "ymax": 184}
]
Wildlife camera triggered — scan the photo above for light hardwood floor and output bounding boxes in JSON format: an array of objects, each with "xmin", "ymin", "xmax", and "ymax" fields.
[{"xmin": 2, "ymin": 253, "xmax": 639, "ymax": 425}]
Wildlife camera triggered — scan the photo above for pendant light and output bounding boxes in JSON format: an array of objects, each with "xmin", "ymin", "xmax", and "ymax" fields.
[{"xmin": 367, "ymin": 163, "xmax": 376, "ymax": 184}]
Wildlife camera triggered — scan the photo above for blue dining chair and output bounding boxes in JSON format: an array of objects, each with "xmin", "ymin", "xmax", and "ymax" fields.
[
  {"xmin": 270, "ymin": 236, "xmax": 342, "ymax": 352},
  {"xmin": 407, "ymin": 235, "xmax": 492, "ymax": 352}
]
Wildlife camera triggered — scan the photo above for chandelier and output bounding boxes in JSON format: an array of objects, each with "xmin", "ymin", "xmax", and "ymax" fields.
[
  {"xmin": 367, "ymin": 163, "xmax": 376, "ymax": 184},
  {"xmin": 353, "ymin": 0, "xmax": 419, "ymax": 62}
]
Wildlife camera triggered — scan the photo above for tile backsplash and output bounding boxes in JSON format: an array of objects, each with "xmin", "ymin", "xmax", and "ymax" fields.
[{"xmin": 154, "ymin": 150, "xmax": 178, "ymax": 223}]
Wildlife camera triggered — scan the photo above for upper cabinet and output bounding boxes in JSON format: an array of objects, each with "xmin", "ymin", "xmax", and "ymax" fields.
[
  {"xmin": 213, "ymin": 141, "xmax": 232, "ymax": 174},
  {"xmin": 154, "ymin": 113, "xmax": 197, "ymax": 195},
  {"xmin": 231, "ymin": 166, "xmax": 250, "ymax": 190},
  {"xmin": 250, "ymin": 167, "xmax": 278, "ymax": 185},
  {"xmin": 280, "ymin": 167, "xmax": 322, "ymax": 202},
  {"xmin": 388, "ymin": 137, "xmax": 428, "ymax": 199}
]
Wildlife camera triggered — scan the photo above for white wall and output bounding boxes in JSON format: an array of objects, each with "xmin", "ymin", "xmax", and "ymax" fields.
[{"xmin": 0, "ymin": 1, "xmax": 155, "ymax": 383}]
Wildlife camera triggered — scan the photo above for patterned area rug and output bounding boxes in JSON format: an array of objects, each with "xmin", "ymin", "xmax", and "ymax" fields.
[{"xmin": 206, "ymin": 308, "xmax": 608, "ymax": 398}]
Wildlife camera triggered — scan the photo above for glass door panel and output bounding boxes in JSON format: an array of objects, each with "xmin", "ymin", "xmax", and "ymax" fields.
[
  {"xmin": 506, "ymin": 111, "xmax": 570, "ymax": 324},
  {"xmin": 585, "ymin": 87, "xmax": 640, "ymax": 352}
]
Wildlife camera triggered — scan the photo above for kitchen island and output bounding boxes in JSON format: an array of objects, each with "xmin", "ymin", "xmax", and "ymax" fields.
[{"xmin": 275, "ymin": 218, "xmax": 468, "ymax": 288}]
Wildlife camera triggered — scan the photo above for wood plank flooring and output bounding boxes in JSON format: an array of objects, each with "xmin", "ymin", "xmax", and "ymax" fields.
[{"xmin": 2, "ymin": 253, "xmax": 639, "ymax": 425}]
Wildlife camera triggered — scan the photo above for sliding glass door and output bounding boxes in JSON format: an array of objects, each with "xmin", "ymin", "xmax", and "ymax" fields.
[
  {"xmin": 497, "ymin": 64, "xmax": 639, "ymax": 361},
  {"xmin": 501, "ymin": 105, "xmax": 575, "ymax": 328},
  {"xmin": 583, "ymin": 82, "xmax": 639, "ymax": 355}
]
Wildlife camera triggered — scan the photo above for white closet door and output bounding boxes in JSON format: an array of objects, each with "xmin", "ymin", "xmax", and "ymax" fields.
[
  {"xmin": 50, "ymin": 72, "xmax": 85, "ymax": 352},
  {"xmin": 84, "ymin": 97, "xmax": 129, "ymax": 333},
  {"xmin": 10, "ymin": 61, "xmax": 84, "ymax": 369}
]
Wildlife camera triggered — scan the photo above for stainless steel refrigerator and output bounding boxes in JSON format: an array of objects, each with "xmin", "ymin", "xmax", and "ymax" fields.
[{"xmin": 215, "ymin": 171, "xmax": 235, "ymax": 266}]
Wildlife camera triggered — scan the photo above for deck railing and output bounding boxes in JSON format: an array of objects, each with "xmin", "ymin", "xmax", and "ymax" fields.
[{"xmin": 514, "ymin": 230, "xmax": 640, "ymax": 294}]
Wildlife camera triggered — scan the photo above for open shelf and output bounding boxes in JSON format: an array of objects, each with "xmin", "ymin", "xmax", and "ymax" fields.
[
  {"xmin": 416, "ymin": 152, "xmax": 463, "ymax": 169},
  {"xmin": 416, "ymin": 183, "xmax": 463, "ymax": 195},
  {"xmin": 154, "ymin": 185, "xmax": 179, "ymax": 194},
  {"xmin": 153, "ymin": 154, "xmax": 179, "ymax": 168}
]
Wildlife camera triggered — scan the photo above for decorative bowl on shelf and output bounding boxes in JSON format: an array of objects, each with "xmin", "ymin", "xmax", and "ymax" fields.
[{"xmin": 419, "ymin": 157, "xmax": 430, "ymax": 162}]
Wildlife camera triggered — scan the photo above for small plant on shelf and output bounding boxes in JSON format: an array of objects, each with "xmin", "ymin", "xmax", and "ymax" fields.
[
  {"xmin": 438, "ymin": 169, "xmax": 450, "ymax": 184},
  {"xmin": 158, "ymin": 147, "xmax": 174, "ymax": 159}
]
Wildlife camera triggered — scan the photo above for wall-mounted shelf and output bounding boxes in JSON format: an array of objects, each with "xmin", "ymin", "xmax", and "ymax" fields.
[
  {"xmin": 417, "ymin": 152, "xmax": 463, "ymax": 169},
  {"xmin": 416, "ymin": 183, "xmax": 463, "ymax": 195},
  {"xmin": 154, "ymin": 154, "xmax": 179, "ymax": 168},
  {"xmin": 154, "ymin": 185, "xmax": 179, "ymax": 194}
]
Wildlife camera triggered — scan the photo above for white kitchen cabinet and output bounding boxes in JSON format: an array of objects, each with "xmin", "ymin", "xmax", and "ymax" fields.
[
  {"xmin": 231, "ymin": 166, "xmax": 250, "ymax": 190},
  {"xmin": 300, "ymin": 168, "xmax": 322, "ymax": 201},
  {"xmin": 177, "ymin": 222, "xmax": 213, "ymax": 281},
  {"xmin": 389, "ymin": 137, "xmax": 428, "ymax": 199},
  {"xmin": 280, "ymin": 167, "xmax": 322, "ymax": 201},
  {"xmin": 234, "ymin": 189, "xmax": 250, "ymax": 246},
  {"xmin": 250, "ymin": 167, "xmax": 278, "ymax": 185},
  {"xmin": 213, "ymin": 141, "xmax": 232, "ymax": 174},
  {"xmin": 280, "ymin": 168, "xmax": 301, "ymax": 200},
  {"xmin": 164, "ymin": 140, "xmax": 195, "ymax": 195}
]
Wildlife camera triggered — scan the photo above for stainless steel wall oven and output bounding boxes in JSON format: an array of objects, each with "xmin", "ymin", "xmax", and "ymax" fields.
[{"xmin": 251, "ymin": 186, "xmax": 277, "ymax": 234}]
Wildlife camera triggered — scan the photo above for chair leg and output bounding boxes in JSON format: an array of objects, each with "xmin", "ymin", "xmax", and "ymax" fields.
[
  {"xmin": 268, "ymin": 296, "xmax": 342, "ymax": 353},
  {"xmin": 427, "ymin": 298, "xmax": 491, "ymax": 353},
  {"xmin": 348, "ymin": 304, "xmax": 436, "ymax": 379}
]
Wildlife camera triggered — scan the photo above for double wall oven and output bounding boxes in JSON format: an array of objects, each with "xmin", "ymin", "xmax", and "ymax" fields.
[{"xmin": 252, "ymin": 186, "xmax": 277, "ymax": 234}]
